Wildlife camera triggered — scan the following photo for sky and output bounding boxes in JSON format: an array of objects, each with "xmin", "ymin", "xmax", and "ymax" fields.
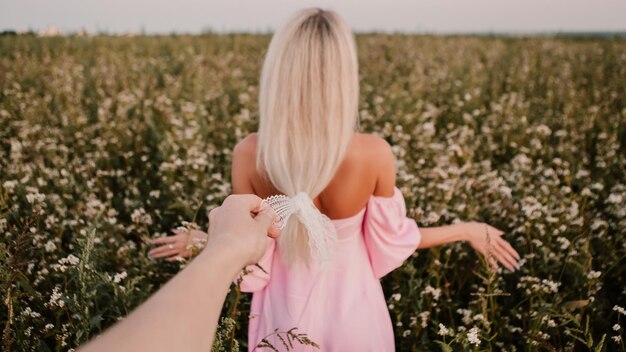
[{"xmin": 2, "ymin": 0, "xmax": 626, "ymax": 35}]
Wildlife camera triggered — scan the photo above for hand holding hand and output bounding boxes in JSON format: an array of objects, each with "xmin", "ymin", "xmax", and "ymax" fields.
[
  {"xmin": 464, "ymin": 221, "xmax": 521, "ymax": 272},
  {"xmin": 148, "ymin": 195, "xmax": 279, "ymax": 265},
  {"xmin": 203, "ymin": 194, "xmax": 279, "ymax": 266}
]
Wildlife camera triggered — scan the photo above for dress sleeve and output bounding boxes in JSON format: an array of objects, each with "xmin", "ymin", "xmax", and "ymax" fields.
[
  {"xmin": 233, "ymin": 236, "xmax": 276, "ymax": 292},
  {"xmin": 362, "ymin": 186, "xmax": 422, "ymax": 279}
]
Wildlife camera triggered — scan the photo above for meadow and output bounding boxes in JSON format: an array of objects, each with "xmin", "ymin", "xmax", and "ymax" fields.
[{"xmin": 0, "ymin": 33, "xmax": 625, "ymax": 351}]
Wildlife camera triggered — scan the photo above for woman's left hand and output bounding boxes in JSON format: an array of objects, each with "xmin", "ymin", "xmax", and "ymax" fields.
[
  {"xmin": 148, "ymin": 229, "xmax": 208, "ymax": 262},
  {"xmin": 464, "ymin": 221, "xmax": 521, "ymax": 272}
]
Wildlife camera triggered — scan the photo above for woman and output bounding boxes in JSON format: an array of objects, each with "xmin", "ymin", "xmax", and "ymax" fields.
[{"xmin": 149, "ymin": 7, "xmax": 520, "ymax": 351}]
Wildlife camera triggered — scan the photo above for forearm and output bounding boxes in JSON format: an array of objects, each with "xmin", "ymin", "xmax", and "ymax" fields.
[
  {"xmin": 79, "ymin": 244, "xmax": 243, "ymax": 352},
  {"xmin": 417, "ymin": 223, "xmax": 468, "ymax": 249}
]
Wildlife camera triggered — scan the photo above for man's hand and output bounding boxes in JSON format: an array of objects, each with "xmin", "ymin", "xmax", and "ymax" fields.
[{"xmin": 204, "ymin": 194, "xmax": 279, "ymax": 266}]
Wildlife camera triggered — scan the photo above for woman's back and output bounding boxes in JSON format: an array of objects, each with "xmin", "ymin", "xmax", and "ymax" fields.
[
  {"xmin": 232, "ymin": 131, "xmax": 423, "ymax": 351},
  {"xmin": 231, "ymin": 132, "xmax": 397, "ymax": 219}
]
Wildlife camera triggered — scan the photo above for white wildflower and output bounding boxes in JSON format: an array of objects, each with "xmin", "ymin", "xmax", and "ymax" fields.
[
  {"xmin": 48, "ymin": 286, "xmax": 65, "ymax": 308},
  {"xmin": 20, "ymin": 307, "xmax": 41, "ymax": 318},
  {"xmin": 113, "ymin": 271, "xmax": 128, "ymax": 284},
  {"xmin": 473, "ymin": 314, "xmax": 485, "ymax": 322},
  {"xmin": 131, "ymin": 207, "xmax": 153, "ymax": 225},
  {"xmin": 59, "ymin": 254, "xmax": 80, "ymax": 266},
  {"xmin": 421, "ymin": 285, "xmax": 442, "ymax": 300},
  {"xmin": 438, "ymin": 323, "xmax": 450, "ymax": 336},
  {"xmin": 44, "ymin": 240, "xmax": 56, "ymax": 252},
  {"xmin": 2, "ymin": 180, "xmax": 17, "ymax": 193},
  {"xmin": 422, "ymin": 122, "xmax": 436, "ymax": 136},
  {"xmin": 613, "ymin": 305, "xmax": 626, "ymax": 316},
  {"xmin": 467, "ymin": 326, "xmax": 481, "ymax": 346},
  {"xmin": 607, "ymin": 193, "xmax": 623, "ymax": 204},
  {"xmin": 556, "ymin": 237, "xmax": 570, "ymax": 250},
  {"xmin": 587, "ymin": 270, "xmax": 601, "ymax": 279},
  {"xmin": 26, "ymin": 191, "xmax": 46, "ymax": 204}
]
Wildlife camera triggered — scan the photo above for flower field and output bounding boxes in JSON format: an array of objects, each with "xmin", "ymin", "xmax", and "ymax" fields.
[{"xmin": 0, "ymin": 33, "xmax": 625, "ymax": 351}]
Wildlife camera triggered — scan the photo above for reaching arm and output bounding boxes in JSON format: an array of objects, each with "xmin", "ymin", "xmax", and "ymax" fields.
[
  {"xmin": 418, "ymin": 221, "xmax": 520, "ymax": 272},
  {"xmin": 79, "ymin": 195, "xmax": 277, "ymax": 352},
  {"xmin": 373, "ymin": 138, "xmax": 520, "ymax": 272},
  {"xmin": 417, "ymin": 223, "xmax": 467, "ymax": 248}
]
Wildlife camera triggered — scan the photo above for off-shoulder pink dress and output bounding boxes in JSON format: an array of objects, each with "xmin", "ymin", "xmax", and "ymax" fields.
[{"xmin": 235, "ymin": 186, "xmax": 422, "ymax": 351}]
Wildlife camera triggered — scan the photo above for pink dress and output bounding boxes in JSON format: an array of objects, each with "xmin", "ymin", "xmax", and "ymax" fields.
[{"xmin": 235, "ymin": 186, "xmax": 422, "ymax": 351}]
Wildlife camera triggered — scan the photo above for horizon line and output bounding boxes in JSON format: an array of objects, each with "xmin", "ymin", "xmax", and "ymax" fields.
[{"xmin": 3, "ymin": 26, "xmax": 626, "ymax": 37}]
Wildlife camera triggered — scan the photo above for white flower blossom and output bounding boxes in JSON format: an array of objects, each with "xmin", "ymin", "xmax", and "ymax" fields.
[
  {"xmin": 587, "ymin": 270, "xmax": 601, "ymax": 279},
  {"xmin": 467, "ymin": 326, "xmax": 481, "ymax": 346},
  {"xmin": 113, "ymin": 271, "xmax": 128, "ymax": 284},
  {"xmin": 45, "ymin": 240, "xmax": 57, "ymax": 252},
  {"xmin": 421, "ymin": 285, "xmax": 442, "ymax": 300},
  {"xmin": 438, "ymin": 323, "xmax": 451, "ymax": 336},
  {"xmin": 59, "ymin": 254, "xmax": 80, "ymax": 266}
]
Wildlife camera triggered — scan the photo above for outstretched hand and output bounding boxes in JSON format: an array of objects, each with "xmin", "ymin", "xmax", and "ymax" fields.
[{"xmin": 464, "ymin": 221, "xmax": 521, "ymax": 272}]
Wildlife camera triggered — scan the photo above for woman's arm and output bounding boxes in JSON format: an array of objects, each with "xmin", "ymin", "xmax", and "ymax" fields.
[
  {"xmin": 417, "ymin": 223, "xmax": 467, "ymax": 248},
  {"xmin": 373, "ymin": 138, "xmax": 520, "ymax": 272},
  {"xmin": 418, "ymin": 221, "xmax": 521, "ymax": 272}
]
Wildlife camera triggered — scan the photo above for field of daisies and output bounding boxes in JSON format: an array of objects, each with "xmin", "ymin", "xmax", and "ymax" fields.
[{"xmin": 1, "ymin": 33, "xmax": 625, "ymax": 351}]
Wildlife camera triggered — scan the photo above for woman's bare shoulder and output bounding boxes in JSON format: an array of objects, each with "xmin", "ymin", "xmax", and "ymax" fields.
[
  {"xmin": 353, "ymin": 132, "xmax": 390, "ymax": 151},
  {"xmin": 233, "ymin": 132, "xmax": 258, "ymax": 157},
  {"xmin": 352, "ymin": 133, "xmax": 396, "ymax": 197},
  {"xmin": 352, "ymin": 133, "xmax": 394, "ymax": 165}
]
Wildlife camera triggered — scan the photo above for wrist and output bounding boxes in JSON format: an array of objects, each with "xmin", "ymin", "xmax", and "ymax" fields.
[
  {"xmin": 198, "ymin": 235, "xmax": 248, "ymax": 270},
  {"xmin": 457, "ymin": 222, "xmax": 475, "ymax": 242}
]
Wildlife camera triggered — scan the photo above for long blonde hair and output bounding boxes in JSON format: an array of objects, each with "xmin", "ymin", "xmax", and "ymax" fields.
[{"xmin": 256, "ymin": 7, "xmax": 360, "ymax": 265}]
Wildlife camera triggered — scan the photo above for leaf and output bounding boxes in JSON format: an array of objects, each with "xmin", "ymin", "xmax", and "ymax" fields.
[
  {"xmin": 435, "ymin": 340, "xmax": 454, "ymax": 352},
  {"xmin": 15, "ymin": 271, "xmax": 37, "ymax": 296},
  {"xmin": 89, "ymin": 314, "xmax": 103, "ymax": 329},
  {"xmin": 594, "ymin": 334, "xmax": 606, "ymax": 352}
]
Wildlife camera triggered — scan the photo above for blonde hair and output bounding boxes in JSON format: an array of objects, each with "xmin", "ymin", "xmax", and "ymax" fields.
[{"xmin": 256, "ymin": 7, "xmax": 360, "ymax": 265}]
